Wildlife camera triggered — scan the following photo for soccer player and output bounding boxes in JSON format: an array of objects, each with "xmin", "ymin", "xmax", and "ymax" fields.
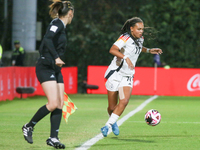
[
  {"xmin": 22, "ymin": 1, "xmax": 74, "ymax": 149},
  {"xmin": 101, "ymin": 17, "xmax": 162, "ymax": 137}
]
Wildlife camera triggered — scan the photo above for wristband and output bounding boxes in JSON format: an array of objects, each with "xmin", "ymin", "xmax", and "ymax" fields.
[
  {"xmin": 146, "ymin": 48, "xmax": 150, "ymax": 53},
  {"xmin": 123, "ymin": 55, "xmax": 128, "ymax": 59}
]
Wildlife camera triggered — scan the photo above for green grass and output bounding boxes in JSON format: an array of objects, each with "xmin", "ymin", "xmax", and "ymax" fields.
[
  {"xmin": 0, "ymin": 95, "xmax": 200, "ymax": 150},
  {"xmin": 90, "ymin": 96, "xmax": 200, "ymax": 150}
]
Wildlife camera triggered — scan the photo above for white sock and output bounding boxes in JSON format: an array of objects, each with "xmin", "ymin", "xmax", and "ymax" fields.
[{"xmin": 105, "ymin": 113, "xmax": 119, "ymax": 128}]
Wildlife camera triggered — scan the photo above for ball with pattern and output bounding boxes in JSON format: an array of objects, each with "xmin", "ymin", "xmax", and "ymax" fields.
[{"xmin": 145, "ymin": 109, "xmax": 161, "ymax": 126}]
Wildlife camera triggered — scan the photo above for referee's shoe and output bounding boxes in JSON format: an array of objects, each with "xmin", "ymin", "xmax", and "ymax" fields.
[
  {"xmin": 22, "ymin": 123, "xmax": 34, "ymax": 144},
  {"xmin": 46, "ymin": 137, "xmax": 65, "ymax": 149}
]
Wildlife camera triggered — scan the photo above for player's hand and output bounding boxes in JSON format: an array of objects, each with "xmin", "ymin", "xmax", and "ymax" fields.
[
  {"xmin": 55, "ymin": 57, "xmax": 65, "ymax": 67},
  {"xmin": 125, "ymin": 57, "xmax": 134, "ymax": 70},
  {"xmin": 150, "ymin": 48, "xmax": 163, "ymax": 54}
]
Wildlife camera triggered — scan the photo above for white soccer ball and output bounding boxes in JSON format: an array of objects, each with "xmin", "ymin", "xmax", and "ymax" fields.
[{"xmin": 145, "ymin": 109, "xmax": 161, "ymax": 126}]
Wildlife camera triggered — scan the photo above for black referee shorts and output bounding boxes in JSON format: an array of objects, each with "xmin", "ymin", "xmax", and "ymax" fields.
[{"xmin": 36, "ymin": 57, "xmax": 64, "ymax": 84}]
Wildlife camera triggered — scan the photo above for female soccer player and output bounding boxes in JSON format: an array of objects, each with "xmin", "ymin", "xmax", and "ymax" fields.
[
  {"xmin": 22, "ymin": 1, "xmax": 74, "ymax": 149},
  {"xmin": 101, "ymin": 17, "xmax": 162, "ymax": 137}
]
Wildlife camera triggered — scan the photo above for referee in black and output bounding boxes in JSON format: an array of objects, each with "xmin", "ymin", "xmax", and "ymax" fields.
[{"xmin": 22, "ymin": 1, "xmax": 74, "ymax": 149}]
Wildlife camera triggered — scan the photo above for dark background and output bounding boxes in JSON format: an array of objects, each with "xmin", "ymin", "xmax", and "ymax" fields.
[{"xmin": 0, "ymin": 0, "xmax": 200, "ymax": 80}]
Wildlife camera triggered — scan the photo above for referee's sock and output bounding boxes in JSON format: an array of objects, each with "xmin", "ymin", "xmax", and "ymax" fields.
[
  {"xmin": 50, "ymin": 108, "xmax": 62, "ymax": 138},
  {"xmin": 26, "ymin": 105, "xmax": 50, "ymax": 127}
]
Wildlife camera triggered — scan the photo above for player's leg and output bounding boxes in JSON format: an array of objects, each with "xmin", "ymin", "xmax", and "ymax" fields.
[
  {"xmin": 101, "ymin": 76, "xmax": 133, "ymax": 137},
  {"xmin": 107, "ymin": 90, "xmax": 118, "ymax": 115},
  {"xmin": 106, "ymin": 87, "xmax": 131, "ymax": 125},
  {"xmin": 101, "ymin": 74, "xmax": 119, "ymax": 137},
  {"xmin": 112, "ymin": 86, "xmax": 132, "ymax": 116},
  {"xmin": 22, "ymin": 81, "xmax": 58, "ymax": 144},
  {"xmin": 111, "ymin": 76, "xmax": 133, "ymax": 117},
  {"xmin": 102, "ymin": 86, "xmax": 132, "ymax": 135},
  {"xmin": 101, "ymin": 90, "xmax": 119, "ymax": 137},
  {"xmin": 107, "ymin": 90, "xmax": 120, "ymax": 136},
  {"xmin": 101, "ymin": 70, "xmax": 121, "ymax": 137}
]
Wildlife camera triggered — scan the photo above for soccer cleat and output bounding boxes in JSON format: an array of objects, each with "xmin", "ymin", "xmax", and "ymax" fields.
[
  {"xmin": 101, "ymin": 125, "xmax": 109, "ymax": 137},
  {"xmin": 112, "ymin": 122, "xmax": 119, "ymax": 136},
  {"xmin": 46, "ymin": 137, "xmax": 65, "ymax": 149},
  {"xmin": 22, "ymin": 123, "xmax": 34, "ymax": 144}
]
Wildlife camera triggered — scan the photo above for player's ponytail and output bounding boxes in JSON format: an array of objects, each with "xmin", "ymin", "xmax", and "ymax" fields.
[
  {"xmin": 121, "ymin": 17, "xmax": 143, "ymax": 34},
  {"xmin": 49, "ymin": 0, "xmax": 74, "ymax": 18}
]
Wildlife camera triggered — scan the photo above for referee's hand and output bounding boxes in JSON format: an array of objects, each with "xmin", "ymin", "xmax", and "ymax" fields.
[{"xmin": 55, "ymin": 57, "xmax": 65, "ymax": 67}]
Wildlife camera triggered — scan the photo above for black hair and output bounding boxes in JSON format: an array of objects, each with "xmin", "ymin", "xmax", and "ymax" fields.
[
  {"xmin": 49, "ymin": 0, "xmax": 74, "ymax": 18},
  {"xmin": 121, "ymin": 17, "xmax": 143, "ymax": 35}
]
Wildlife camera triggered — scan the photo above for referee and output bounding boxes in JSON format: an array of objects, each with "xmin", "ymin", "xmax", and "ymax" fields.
[{"xmin": 22, "ymin": 1, "xmax": 74, "ymax": 149}]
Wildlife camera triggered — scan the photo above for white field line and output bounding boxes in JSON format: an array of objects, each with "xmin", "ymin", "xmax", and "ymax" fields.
[{"xmin": 75, "ymin": 95, "xmax": 158, "ymax": 150}]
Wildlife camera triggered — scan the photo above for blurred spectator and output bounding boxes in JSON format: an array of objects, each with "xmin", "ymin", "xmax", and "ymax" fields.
[
  {"xmin": 0, "ymin": 44, "xmax": 2, "ymax": 66},
  {"xmin": 11, "ymin": 41, "xmax": 25, "ymax": 66}
]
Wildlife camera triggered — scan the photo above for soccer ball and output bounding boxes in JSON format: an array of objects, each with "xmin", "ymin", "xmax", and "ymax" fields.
[{"xmin": 145, "ymin": 109, "xmax": 161, "ymax": 126}]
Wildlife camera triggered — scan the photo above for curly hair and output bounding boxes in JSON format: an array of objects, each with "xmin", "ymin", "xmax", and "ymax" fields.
[{"xmin": 121, "ymin": 17, "xmax": 143, "ymax": 34}]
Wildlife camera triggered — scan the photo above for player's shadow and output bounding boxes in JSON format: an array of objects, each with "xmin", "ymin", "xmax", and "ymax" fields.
[{"xmin": 111, "ymin": 137, "xmax": 154, "ymax": 143}]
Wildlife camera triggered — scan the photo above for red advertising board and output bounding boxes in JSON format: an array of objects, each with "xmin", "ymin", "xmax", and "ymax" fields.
[
  {"xmin": 0, "ymin": 66, "xmax": 77, "ymax": 101},
  {"xmin": 87, "ymin": 65, "xmax": 200, "ymax": 96}
]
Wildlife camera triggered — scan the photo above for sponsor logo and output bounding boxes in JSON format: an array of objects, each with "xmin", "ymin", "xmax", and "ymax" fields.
[
  {"xmin": 50, "ymin": 74, "xmax": 55, "ymax": 78},
  {"xmin": 32, "ymin": 121, "xmax": 37, "ymax": 125},
  {"xmin": 133, "ymin": 80, "xmax": 140, "ymax": 86},
  {"xmin": 35, "ymin": 77, "xmax": 38, "ymax": 87},
  {"xmin": 187, "ymin": 74, "xmax": 200, "ymax": 92},
  {"xmin": 8, "ymin": 74, "xmax": 10, "ymax": 95},
  {"xmin": 1, "ymin": 76, "xmax": 3, "ymax": 96},
  {"xmin": 69, "ymin": 73, "xmax": 73, "ymax": 89}
]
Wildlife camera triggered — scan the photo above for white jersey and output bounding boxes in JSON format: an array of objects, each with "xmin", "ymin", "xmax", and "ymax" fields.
[{"xmin": 106, "ymin": 33, "xmax": 144, "ymax": 77}]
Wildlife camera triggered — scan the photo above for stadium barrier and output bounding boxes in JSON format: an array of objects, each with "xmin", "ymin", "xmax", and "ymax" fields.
[
  {"xmin": 0, "ymin": 66, "xmax": 77, "ymax": 101},
  {"xmin": 87, "ymin": 65, "xmax": 200, "ymax": 96}
]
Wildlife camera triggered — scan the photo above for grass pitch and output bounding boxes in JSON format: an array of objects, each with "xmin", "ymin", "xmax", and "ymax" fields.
[{"xmin": 0, "ymin": 95, "xmax": 200, "ymax": 150}]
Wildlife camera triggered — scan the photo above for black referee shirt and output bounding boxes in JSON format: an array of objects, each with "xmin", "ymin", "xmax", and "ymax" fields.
[{"xmin": 40, "ymin": 18, "xmax": 67, "ymax": 60}]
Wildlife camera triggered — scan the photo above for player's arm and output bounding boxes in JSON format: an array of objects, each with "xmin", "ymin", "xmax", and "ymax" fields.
[
  {"xmin": 142, "ymin": 47, "xmax": 163, "ymax": 54},
  {"xmin": 109, "ymin": 45, "xmax": 134, "ymax": 70},
  {"xmin": 109, "ymin": 45, "xmax": 124, "ymax": 59}
]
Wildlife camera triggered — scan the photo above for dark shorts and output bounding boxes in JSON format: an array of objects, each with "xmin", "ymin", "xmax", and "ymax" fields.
[{"xmin": 36, "ymin": 57, "xmax": 63, "ymax": 84}]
